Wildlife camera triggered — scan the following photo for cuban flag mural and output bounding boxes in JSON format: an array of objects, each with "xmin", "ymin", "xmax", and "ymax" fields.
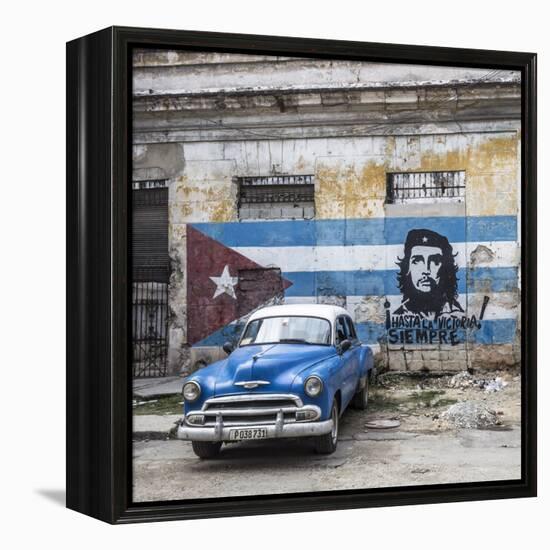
[
  {"xmin": 188, "ymin": 214, "xmax": 518, "ymax": 350},
  {"xmin": 187, "ymin": 225, "xmax": 293, "ymax": 347}
]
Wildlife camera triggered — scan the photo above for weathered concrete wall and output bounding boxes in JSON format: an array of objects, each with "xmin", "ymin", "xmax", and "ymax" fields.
[
  {"xmin": 162, "ymin": 132, "xmax": 519, "ymax": 218},
  {"xmin": 239, "ymin": 201, "xmax": 315, "ymax": 221},
  {"xmin": 133, "ymin": 49, "xmax": 518, "ymax": 96},
  {"xmin": 132, "ymin": 51, "xmax": 521, "ymax": 375}
]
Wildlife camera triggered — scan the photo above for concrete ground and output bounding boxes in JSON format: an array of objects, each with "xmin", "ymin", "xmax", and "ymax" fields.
[{"xmin": 132, "ymin": 372, "xmax": 521, "ymax": 503}]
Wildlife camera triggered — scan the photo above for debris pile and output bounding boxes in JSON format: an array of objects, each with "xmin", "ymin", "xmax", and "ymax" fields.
[
  {"xmin": 441, "ymin": 401, "xmax": 499, "ymax": 429},
  {"xmin": 448, "ymin": 371, "xmax": 508, "ymax": 393},
  {"xmin": 448, "ymin": 371, "xmax": 475, "ymax": 389},
  {"xmin": 483, "ymin": 377, "xmax": 508, "ymax": 393}
]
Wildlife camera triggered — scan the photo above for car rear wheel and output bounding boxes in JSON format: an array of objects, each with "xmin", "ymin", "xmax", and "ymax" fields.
[
  {"xmin": 352, "ymin": 376, "xmax": 369, "ymax": 410},
  {"xmin": 314, "ymin": 400, "xmax": 339, "ymax": 454},
  {"xmin": 191, "ymin": 441, "xmax": 222, "ymax": 459}
]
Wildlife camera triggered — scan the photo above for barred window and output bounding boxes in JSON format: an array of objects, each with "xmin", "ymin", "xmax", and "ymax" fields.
[
  {"xmin": 386, "ymin": 171, "xmax": 465, "ymax": 204},
  {"xmin": 132, "ymin": 179, "xmax": 169, "ymax": 191},
  {"xmin": 237, "ymin": 175, "xmax": 315, "ymax": 220}
]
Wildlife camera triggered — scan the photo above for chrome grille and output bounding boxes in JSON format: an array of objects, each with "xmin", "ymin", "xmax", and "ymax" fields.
[
  {"xmin": 203, "ymin": 398, "xmax": 298, "ymax": 411},
  {"xmin": 202, "ymin": 412, "xmax": 296, "ymax": 427},
  {"xmin": 201, "ymin": 394, "xmax": 302, "ymax": 427}
]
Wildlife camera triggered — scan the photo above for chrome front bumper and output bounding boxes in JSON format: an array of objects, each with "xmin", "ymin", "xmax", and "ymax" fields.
[
  {"xmin": 177, "ymin": 393, "xmax": 333, "ymax": 442},
  {"xmin": 177, "ymin": 415, "xmax": 333, "ymax": 442}
]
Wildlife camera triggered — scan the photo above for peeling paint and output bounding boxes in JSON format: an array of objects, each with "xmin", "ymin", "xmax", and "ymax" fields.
[
  {"xmin": 315, "ymin": 160, "xmax": 388, "ymax": 219},
  {"xmin": 470, "ymin": 244, "xmax": 495, "ymax": 265}
]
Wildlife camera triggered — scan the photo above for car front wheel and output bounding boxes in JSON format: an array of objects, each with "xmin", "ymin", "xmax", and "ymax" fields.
[
  {"xmin": 314, "ymin": 400, "xmax": 339, "ymax": 454},
  {"xmin": 191, "ymin": 440, "xmax": 222, "ymax": 459}
]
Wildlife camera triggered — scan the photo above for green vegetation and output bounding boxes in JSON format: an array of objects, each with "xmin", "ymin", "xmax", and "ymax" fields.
[{"xmin": 133, "ymin": 394, "xmax": 183, "ymax": 415}]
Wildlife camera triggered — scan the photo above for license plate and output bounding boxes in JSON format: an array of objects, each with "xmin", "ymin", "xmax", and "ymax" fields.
[{"xmin": 229, "ymin": 428, "xmax": 268, "ymax": 441}]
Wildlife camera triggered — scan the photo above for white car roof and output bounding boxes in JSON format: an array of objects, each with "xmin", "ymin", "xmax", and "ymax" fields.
[{"xmin": 247, "ymin": 304, "xmax": 350, "ymax": 325}]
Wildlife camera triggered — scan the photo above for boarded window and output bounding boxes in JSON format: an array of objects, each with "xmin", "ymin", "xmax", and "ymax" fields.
[
  {"xmin": 237, "ymin": 175, "xmax": 315, "ymax": 220},
  {"xmin": 386, "ymin": 171, "xmax": 465, "ymax": 204}
]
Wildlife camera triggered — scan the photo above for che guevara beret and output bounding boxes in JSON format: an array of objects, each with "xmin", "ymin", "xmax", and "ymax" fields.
[{"xmin": 403, "ymin": 229, "xmax": 452, "ymax": 253}]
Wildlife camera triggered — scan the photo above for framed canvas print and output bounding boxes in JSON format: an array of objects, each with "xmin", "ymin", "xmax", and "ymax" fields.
[{"xmin": 66, "ymin": 26, "xmax": 537, "ymax": 523}]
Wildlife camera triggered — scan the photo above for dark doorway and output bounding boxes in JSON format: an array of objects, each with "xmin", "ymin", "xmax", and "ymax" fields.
[{"xmin": 132, "ymin": 183, "xmax": 169, "ymax": 377}]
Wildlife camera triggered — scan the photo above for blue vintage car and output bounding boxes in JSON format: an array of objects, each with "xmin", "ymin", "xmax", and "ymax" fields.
[{"xmin": 177, "ymin": 304, "xmax": 374, "ymax": 458}]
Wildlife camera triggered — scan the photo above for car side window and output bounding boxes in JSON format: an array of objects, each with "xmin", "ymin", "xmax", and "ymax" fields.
[
  {"xmin": 335, "ymin": 316, "xmax": 348, "ymax": 345},
  {"xmin": 344, "ymin": 316, "xmax": 357, "ymax": 341}
]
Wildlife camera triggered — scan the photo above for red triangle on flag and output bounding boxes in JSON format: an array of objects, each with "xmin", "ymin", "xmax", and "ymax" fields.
[{"xmin": 186, "ymin": 225, "xmax": 292, "ymax": 345}]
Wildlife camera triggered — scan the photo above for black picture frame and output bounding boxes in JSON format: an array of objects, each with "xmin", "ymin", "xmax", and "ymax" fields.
[{"xmin": 66, "ymin": 26, "xmax": 537, "ymax": 524}]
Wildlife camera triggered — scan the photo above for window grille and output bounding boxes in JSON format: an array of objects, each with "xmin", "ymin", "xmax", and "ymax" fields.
[
  {"xmin": 237, "ymin": 175, "xmax": 315, "ymax": 205},
  {"xmin": 237, "ymin": 175, "xmax": 315, "ymax": 220},
  {"xmin": 132, "ymin": 178, "xmax": 169, "ymax": 191},
  {"xmin": 387, "ymin": 171, "xmax": 465, "ymax": 204}
]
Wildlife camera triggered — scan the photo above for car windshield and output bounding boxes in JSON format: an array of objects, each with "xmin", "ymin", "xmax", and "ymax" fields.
[{"xmin": 240, "ymin": 316, "xmax": 331, "ymax": 346}]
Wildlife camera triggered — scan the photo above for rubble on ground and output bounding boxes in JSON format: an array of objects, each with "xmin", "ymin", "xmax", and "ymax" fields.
[
  {"xmin": 441, "ymin": 401, "xmax": 499, "ymax": 429},
  {"xmin": 483, "ymin": 377, "xmax": 508, "ymax": 393},
  {"xmin": 448, "ymin": 371, "xmax": 475, "ymax": 389},
  {"xmin": 375, "ymin": 370, "xmax": 514, "ymax": 394},
  {"xmin": 447, "ymin": 371, "xmax": 508, "ymax": 392}
]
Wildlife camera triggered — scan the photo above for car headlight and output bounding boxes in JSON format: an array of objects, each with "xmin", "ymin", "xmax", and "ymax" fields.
[
  {"xmin": 182, "ymin": 381, "xmax": 201, "ymax": 402},
  {"xmin": 304, "ymin": 376, "xmax": 323, "ymax": 397}
]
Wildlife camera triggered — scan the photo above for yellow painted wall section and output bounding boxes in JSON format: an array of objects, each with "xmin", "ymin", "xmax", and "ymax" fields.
[
  {"xmin": 315, "ymin": 160, "xmax": 388, "ymax": 219},
  {"xmin": 170, "ymin": 175, "xmax": 238, "ymax": 223},
  {"xmin": 416, "ymin": 134, "xmax": 519, "ymax": 216},
  {"xmin": 314, "ymin": 132, "xmax": 519, "ymax": 219}
]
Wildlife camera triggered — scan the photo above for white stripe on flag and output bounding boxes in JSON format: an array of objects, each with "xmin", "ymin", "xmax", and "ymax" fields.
[
  {"xmin": 284, "ymin": 292, "xmax": 518, "ymax": 321},
  {"xmin": 233, "ymin": 241, "xmax": 519, "ymax": 273}
]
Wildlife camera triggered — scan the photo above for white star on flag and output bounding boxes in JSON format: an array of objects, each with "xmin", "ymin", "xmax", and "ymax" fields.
[{"xmin": 210, "ymin": 265, "xmax": 239, "ymax": 299}]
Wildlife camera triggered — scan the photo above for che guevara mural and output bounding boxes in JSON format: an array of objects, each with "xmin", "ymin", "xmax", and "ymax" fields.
[{"xmin": 386, "ymin": 228, "xmax": 488, "ymax": 346}]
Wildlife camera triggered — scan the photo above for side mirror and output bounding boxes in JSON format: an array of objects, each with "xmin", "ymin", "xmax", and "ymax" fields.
[
  {"xmin": 222, "ymin": 342, "xmax": 234, "ymax": 355},
  {"xmin": 339, "ymin": 339, "xmax": 352, "ymax": 354}
]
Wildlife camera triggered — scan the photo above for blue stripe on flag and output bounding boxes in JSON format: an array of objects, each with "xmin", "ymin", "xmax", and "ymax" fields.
[
  {"xmin": 472, "ymin": 318, "xmax": 518, "ymax": 345},
  {"xmin": 194, "ymin": 319, "xmax": 517, "ymax": 348},
  {"xmin": 356, "ymin": 319, "xmax": 517, "ymax": 345},
  {"xmin": 191, "ymin": 216, "xmax": 517, "ymax": 248},
  {"xmin": 283, "ymin": 267, "xmax": 518, "ymax": 297}
]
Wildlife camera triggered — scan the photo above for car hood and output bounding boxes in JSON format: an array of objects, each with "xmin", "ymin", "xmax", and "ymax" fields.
[{"xmin": 213, "ymin": 343, "xmax": 336, "ymax": 396}]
